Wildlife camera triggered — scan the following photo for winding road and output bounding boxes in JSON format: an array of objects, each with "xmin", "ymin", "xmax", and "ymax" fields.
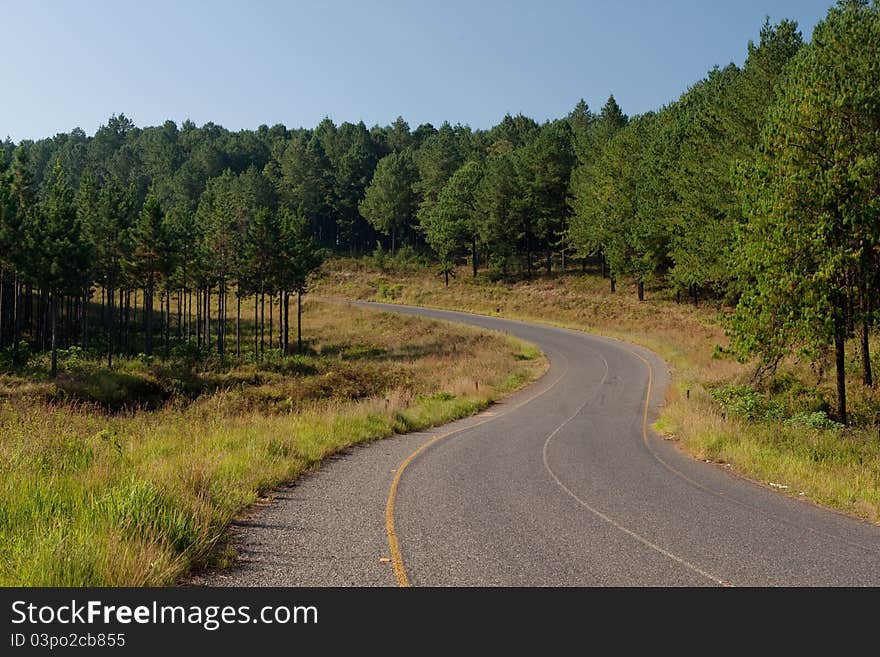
[{"xmin": 198, "ymin": 302, "xmax": 880, "ymax": 587}]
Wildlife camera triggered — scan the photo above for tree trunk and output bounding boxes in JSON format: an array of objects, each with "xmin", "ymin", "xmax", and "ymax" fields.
[
  {"xmin": 205, "ymin": 286, "xmax": 211, "ymax": 348},
  {"xmin": 561, "ymin": 229, "xmax": 566, "ymax": 272},
  {"xmin": 40, "ymin": 291, "xmax": 47, "ymax": 351},
  {"xmin": 260, "ymin": 290, "xmax": 265, "ymax": 359},
  {"xmin": 165, "ymin": 287, "xmax": 171, "ymax": 357},
  {"xmin": 269, "ymin": 294, "xmax": 274, "ymax": 350},
  {"xmin": 283, "ymin": 291, "xmax": 289, "ymax": 356},
  {"xmin": 472, "ymin": 236, "xmax": 478, "ymax": 278},
  {"xmin": 834, "ymin": 330, "xmax": 847, "ymax": 425},
  {"xmin": 66, "ymin": 294, "xmax": 72, "ymax": 347},
  {"xmin": 196, "ymin": 287, "xmax": 202, "ymax": 348},
  {"xmin": 50, "ymin": 293, "xmax": 58, "ymax": 378},
  {"xmin": 217, "ymin": 281, "xmax": 226, "ymax": 355},
  {"xmin": 222, "ymin": 283, "xmax": 228, "ymax": 355},
  {"xmin": 217, "ymin": 281, "xmax": 224, "ymax": 356},
  {"xmin": 81, "ymin": 288, "xmax": 88, "ymax": 348},
  {"xmin": 862, "ymin": 318, "xmax": 873, "ymax": 388},
  {"xmin": 0, "ymin": 268, "xmax": 4, "ymax": 348},
  {"xmin": 297, "ymin": 289, "xmax": 303, "ymax": 353},
  {"xmin": 123, "ymin": 289, "xmax": 130, "ymax": 355},
  {"xmin": 145, "ymin": 284, "xmax": 153, "ymax": 356},
  {"xmin": 236, "ymin": 294, "xmax": 241, "ymax": 358},
  {"xmin": 444, "ymin": 270, "xmax": 449, "ymax": 287},
  {"xmin": 546, "ymin": 251, "xmax": 551, "ymax": 275},
  {"xmin": 12, "ymin": 274, "xmax": 20, "ymax": 360},
  {"xmin": 133, "ymin": 288, "xmax": 139, "ymax": 353},
  {"xmin": 107, "ymin": 286, "xmax": 114, "ymax": 369},
  {"xmin": 526, "ymin": 246, "xmax": 532, "ymax": 279},
  {"xmin": 848, "ymin": 293, "xmax": 856, "ymax": 335},
  {"xmin": 610, "ymin": 276, "xmax": 616, "ymax": 293},
  {"xmin": 637, "ymin": 280, "xmax": 645, "ymax": 301}
]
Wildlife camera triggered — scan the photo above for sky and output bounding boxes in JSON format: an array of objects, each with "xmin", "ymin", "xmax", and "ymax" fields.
[{"xmin": 0, "ymin": 0, "xmax": 834, "ymax": 142}]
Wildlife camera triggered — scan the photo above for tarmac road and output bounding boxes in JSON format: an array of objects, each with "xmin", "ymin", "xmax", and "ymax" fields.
[{"xmin": 196, "ymin": 302, "xmax": 880, "ymax": 587}]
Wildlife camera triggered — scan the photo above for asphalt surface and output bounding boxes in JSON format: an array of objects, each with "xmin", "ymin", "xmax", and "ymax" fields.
[{"xmin": 196, "ymin": 302, "xmax": 880, "ymax": 587}]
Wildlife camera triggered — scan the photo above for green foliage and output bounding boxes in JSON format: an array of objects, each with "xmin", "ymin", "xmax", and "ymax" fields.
[
  {"xmin": 711, "ymin": 384, "xmax": 786, "ymax": 421},
  {"xmin": 784, "ymin": 411, "xmax": 843, "ymax": 431},
  {"xmin": 26, "ymin": 161, "xmax": 91, "ymax": 295},
  {"xmin": 568, "ymin": 95, "xmax": 629, "ymax": 260},
  {"xmin": 515, "ymin": 120, "xmax": 576, "ymax": 266},
  {"xmin": 359, "ymin": 150, "xmax": 419, "ymax": 254},
  {"xmin": 414, "ymin": 123, "xmax": 466, "ymax": 227},
  {"xmin": 421, "ymin": 160, "xmax": 483, "ymax": 264},
  {"xmin": 728, "ymin": 2, "xmax": 880, "ymax": 421},
  {"xmin": 475, "ymin": 150, "xmax": 523, "ymax": 270},
  {"xmin": 669, "ymin": 20, "xmax": 803, "ymax": 298},
  {"xmin": 277, "ymin": 133, "xmax": 333, "ymax": 245},
  {"xmin": 570, "ymin": 112, "xmax": 667, "ymax": 284},
  {"xmin": 376, "ymin": 279, "xmax": 404, "ymax": 300},
  {"xmin": 126, "ymin": 195, "xmax": 175, "ymax": 290},
  {"xmin": 0, "ymin": 341, "xmax": 32, "ymax": 370}
]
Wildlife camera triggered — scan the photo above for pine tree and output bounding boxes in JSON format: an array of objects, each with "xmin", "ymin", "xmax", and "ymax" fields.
[
  {"xmin": 421, "ymin": 160, "xmax": 484, "ymax": 281},
  {"xmin": 27, "ymin": 161, "xmax": 91, "ymax": 375},
  {"xmin": 276, "ymin": 209, "xmax": 323, "ymax": 353},
  {"xmin": 730, "ymin": 0, "xmax": 880, "ymax": 424},
  {"xmin": 359, "ymin": 150, "xmax": 419, "ymax": 255},
  {"xmin": 127, "ymin": 195, "xmax": 173, "ymax": 356}
]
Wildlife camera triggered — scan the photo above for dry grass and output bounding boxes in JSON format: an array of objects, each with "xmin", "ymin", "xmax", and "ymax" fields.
[
  {"xmin": 0, "ymin": 301, "xmax": 545, "ymax": 586},
  {"xmin": 314, "ymin": 257, "xmax": 880, "ymax": 524}
]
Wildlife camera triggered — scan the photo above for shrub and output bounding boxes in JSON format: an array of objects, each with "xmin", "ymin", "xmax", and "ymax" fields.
[
  {"xmin": 784, "ymin": 411, "xmax": 844, "ymax": 431},
  {"xmin": 377, "ymin": 280, "xmax": 403, "ymax": 300},
  {"xmin": 58, "ymin": 346, "xmax": 87, "ymax": 373},
  {"xmin": 0, "ymin": 341, "xmax": 32, "ymax": 370}
]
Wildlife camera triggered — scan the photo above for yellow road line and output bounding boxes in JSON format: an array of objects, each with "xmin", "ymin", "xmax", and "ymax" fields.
[{"xmin": 385, "ymin": 358, "xmax": 571, "ymax": 587}]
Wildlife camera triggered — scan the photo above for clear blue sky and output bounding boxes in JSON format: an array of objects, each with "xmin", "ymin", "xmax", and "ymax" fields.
[{"xmin": 0, "ymin": 0, "xmax": 834, "ymax": 141}]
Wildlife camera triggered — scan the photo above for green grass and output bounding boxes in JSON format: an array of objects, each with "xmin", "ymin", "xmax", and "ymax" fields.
[{"xmin": 0, "ymin": 301, "xmax": 546, "ymax": 586}]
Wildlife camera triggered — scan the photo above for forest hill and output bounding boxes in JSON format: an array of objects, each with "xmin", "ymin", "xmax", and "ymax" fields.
[{"xmin": 0, "ymin": 2, "xmax": 878, "ymax": 423}]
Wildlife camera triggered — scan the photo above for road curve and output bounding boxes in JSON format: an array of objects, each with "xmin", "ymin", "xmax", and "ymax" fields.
[{"xmin": 196, "ymin": 301, "xmax": 880, "ymax": 587}]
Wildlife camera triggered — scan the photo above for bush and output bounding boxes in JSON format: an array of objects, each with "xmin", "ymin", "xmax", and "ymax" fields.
[
  {"xmin": 58, "ymin": 346, "xmax": 87, "ymax": 373},
  {"xmin": 710, "ymin": 384, "xmax": 785, "ymax": 421},
  {"xmin": 54, "ymin": 369, "xmax": 167, "ymax": 411},
  {"xmin": 170, "ymin": 341, "xmax": 213, "ymax": 364},
  {"xmin": 487, "ymin": 254, "xmax": 511, "ymax": 281},
  {"xmin": 376, "ymin": 279, "xmax": 403, "ymax": 300},
  {"xmin": 784, "ymin": 411, "xmax": 844, "ymax": 431},
  {"xmin": 371, "ymin": 242, "xmax": 388, "ymax": 270},
  {"xmin": 151, "ymin": 364, "xmax": 204, "ymax": 399},
  {"xmin": 0, "ymin": 341, "xmax": 32, "ymax": 370},
  {"xmin": 768, "ymin": 373, "xmax": 830, "ymax": 415}
]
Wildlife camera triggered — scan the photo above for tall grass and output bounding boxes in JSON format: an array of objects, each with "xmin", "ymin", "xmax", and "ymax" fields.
[{"xmin": 0, "ymin": 302, "xmax": 545, "ymax": 586}]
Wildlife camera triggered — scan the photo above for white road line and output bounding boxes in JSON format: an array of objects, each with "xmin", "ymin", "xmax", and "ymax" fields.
[{"xmin": 540, "ymin": 350, "xmax": 727, "ymax": 586}]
